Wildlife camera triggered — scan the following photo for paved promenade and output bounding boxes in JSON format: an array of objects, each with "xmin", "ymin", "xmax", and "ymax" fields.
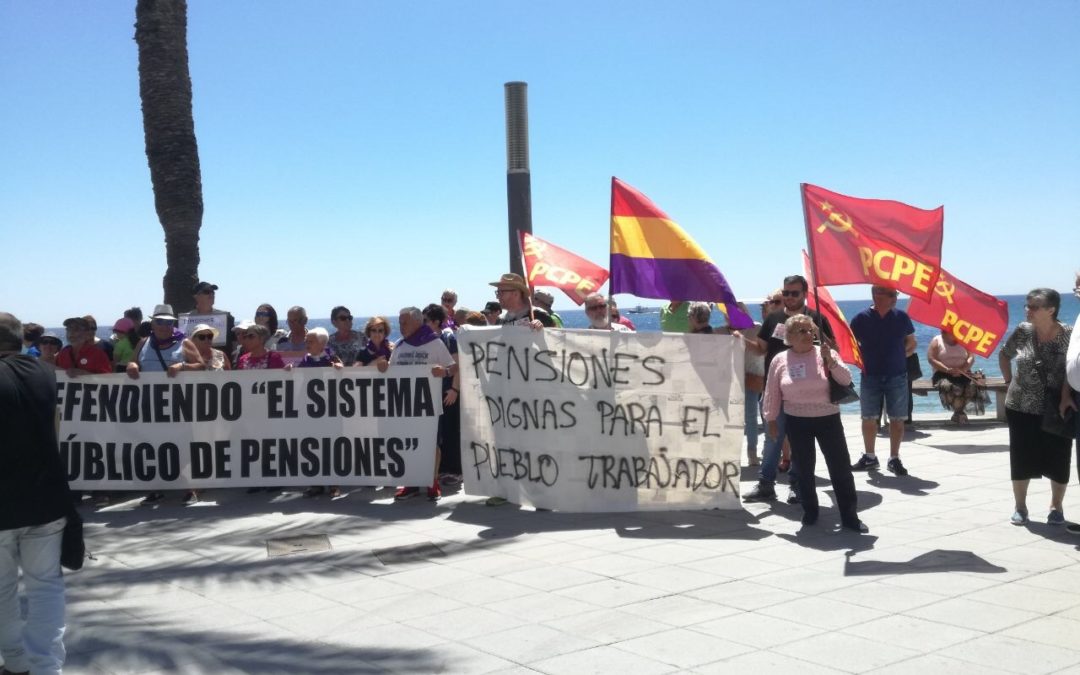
[{"xmin": 52, "ymin": 414, "xmax": 1080, "ymax": 674}]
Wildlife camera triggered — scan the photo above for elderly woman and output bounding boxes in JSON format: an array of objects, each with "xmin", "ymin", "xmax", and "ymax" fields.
[
  {"xmin": 763, "ymin": 314, "xmax": 866, "ymax": 532},
  {"xmin": 927, "ymin": 328, "xmax": 987, "ymax": 424},
  {"xmin": 356, "ymin": 316, "xmax": 393, "ymax": 367},
  {"xmin": 999, "ymin": 288, "xmax": 1075, "ymax": 526},
  {"xmin": 288, "ymin": 327, "xmax": 344, "ymax": 369},
  {"xmin": 236, "ymin": 324, "xmax": 285, "ymax": 370},
  {"xmin": 190, "ymin": 324, "xmax": 231, "ymax": 371},
  {"xmin": 126, "ymin": 304, "xmax": 203, "ymax": 505},
  {"xmin": 327, "ymin": 306, "xmax": 367, "ymax": 365},
  {"xmin": 36, "ymin": 333, "xmax": 62, "ymax": 369}
]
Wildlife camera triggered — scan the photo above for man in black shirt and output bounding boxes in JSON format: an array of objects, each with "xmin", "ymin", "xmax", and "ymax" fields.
[
  {"xmin": 0, "ymin": 312, "xmax": 71, "ymax": 674},
  {"xmin": 743, "ymin": 275, "xmax": 835, "ymax": 503}
]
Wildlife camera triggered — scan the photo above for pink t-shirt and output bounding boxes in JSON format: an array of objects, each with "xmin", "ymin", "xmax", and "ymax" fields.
[{"xmin": 763, "ymin": 347, "xmax": 852, "ymax": 420}]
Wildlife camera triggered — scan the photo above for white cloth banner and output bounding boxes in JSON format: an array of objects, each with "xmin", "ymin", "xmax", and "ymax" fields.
[
  {"xmin": 458, "ymin": 326, "xmax": 744, "ymax": 512},
  {"xmin": 56, "ymin": 368, "xmax": 441, "ymax": 489}
]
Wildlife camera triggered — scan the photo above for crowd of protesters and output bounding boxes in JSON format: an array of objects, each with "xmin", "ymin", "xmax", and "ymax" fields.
[{"xmin": 11, "ymin": 273, "xmax": 1080, "ymax": 532}]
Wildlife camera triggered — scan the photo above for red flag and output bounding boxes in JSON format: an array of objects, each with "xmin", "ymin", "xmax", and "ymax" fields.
[
  {"xmin": 521, "ymin": 232, "xmax": 610, "ymax": 306},
  {"xmin": 802, "ymin": 183, "xmax": 944, "ymax": 301},
  {"xmin": 802, "ymin": 251, "xmax": 864, "ymax": 370},
  {"xmin": 906, "ymin": 269, "xmax": 1008, "ymax": 358}
]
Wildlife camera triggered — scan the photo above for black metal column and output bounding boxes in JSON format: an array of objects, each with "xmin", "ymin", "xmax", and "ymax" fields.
[{"xmin": 505, "ymin": 81, "xmax": 532, "ymax": 276}]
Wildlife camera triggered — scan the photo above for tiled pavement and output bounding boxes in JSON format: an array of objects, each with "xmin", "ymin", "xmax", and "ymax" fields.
[{"xmin": 33, "ymin": 414, "xmax": 1080, "ymax": 673}]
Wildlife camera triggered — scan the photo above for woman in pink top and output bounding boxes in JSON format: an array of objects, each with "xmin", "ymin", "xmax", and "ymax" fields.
[
  {"xmin": 764, "ymin": 314, "xmax": 866, "ymax": 533},
  {"xmin": 927, "ymin": 329, "xmax": 988, "ymax": 424}
]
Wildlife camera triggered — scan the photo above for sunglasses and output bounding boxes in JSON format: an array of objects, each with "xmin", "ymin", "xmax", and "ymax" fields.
[
  {"xmin": 873, "ymin": 289, "xmax": 899, "ymax": 297},
  {"xmin": 335, "ymin": 315, "xmax": 353, "ymax": 322},
  {"xmin": 369, "ymin": 327, "xmax": 386, "ymax": 334},
  {"xmin": 781, "ymin": 290, "xmax": 802, "ymax": 297},
  {"xmin": 194, "ymin": 334, "xmax": 214, "ymax": 341},
  {"xmin": 153, "ymin": 319, "xmax": 175, "ymax": 326},
  {"xmin": 255, "ymin": 311, "xmax": 272, "ymax": 318},
  {"xmin": 1024, "ymin": 304, "xmax": 1047, "ymax": 311}
]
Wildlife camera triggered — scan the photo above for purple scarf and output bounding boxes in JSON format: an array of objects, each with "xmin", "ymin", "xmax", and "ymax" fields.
[
  {"xmin": 365, "ymin": 339, "xmax": 392, "ymax": 360},
  {"xmin": 402, "ymin": 324, "xmax": 438, "ymax": 347},
  {"xmin": 152, "ymin": 328, "xmax": 186, "ymax": 349}
]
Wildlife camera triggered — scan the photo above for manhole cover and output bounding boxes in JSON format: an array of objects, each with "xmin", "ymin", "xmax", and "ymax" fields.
[
  {"xmin": 266, "ymin": 534, "xmax": 332, "ymax": 558},
  {"xmin": 373, "ymin": 542, "xmax": 445, "ymax": 565}
]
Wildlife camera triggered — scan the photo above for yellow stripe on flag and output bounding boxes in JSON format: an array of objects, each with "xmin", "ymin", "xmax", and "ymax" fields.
[{"xmin": 610, "ymin": 216, "xmax": 715, "ymax": 261}]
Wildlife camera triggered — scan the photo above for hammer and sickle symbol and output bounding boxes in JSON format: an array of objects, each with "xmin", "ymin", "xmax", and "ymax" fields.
[
  {"xmin": 935, "ymin": 280, "xmax": 956, "ymax": 305},
  {"xmin": 816, "ymin": 211, "xmax": 859, "ymax": 238},
  {"xmin": 523, "ymin": 240, "xmax": 545, "ymax": 257}
]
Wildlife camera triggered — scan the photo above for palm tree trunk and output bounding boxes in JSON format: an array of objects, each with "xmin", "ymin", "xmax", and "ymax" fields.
[{"xmin": 135, "ymin": 0, "xmax": 203, "ymax": 312}]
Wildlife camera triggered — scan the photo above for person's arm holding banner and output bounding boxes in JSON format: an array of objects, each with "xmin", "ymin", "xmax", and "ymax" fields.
[{"xmin": 167, "ymin": 339, "xmax": 204, "ymax": 377}]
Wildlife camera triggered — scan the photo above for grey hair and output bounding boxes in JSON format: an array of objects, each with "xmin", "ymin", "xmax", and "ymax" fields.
[
  {"xmin": 247, "ymin": 323, "xmax": 270, "ymax": 340},
  {"xmin": 0, "ymin": 312, "xmax": 22, "ymax": 352},
  {"xmin": 442, "ymin": 289, "xmax": 458, "ymax": 303},
  {"xmin": 782, "ymin": 314, "xmax": 816, "ymax": 346},
  {"xmin": 688, "ymin": 302, "xmax": 711, "ymax": 324},
  {"xmin": 399, "ymin": 306, "xmax": 423, "ymax": 322},
  {"xmin": 583, "ymin": 293, "xmax": 607, "ymax": 307}
]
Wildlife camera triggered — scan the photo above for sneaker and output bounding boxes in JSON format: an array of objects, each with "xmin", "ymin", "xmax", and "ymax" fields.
[
  {"xmin": 887, "ymin": 457, "xmax": 908, "ymax": 476},
  {"xmin": 1048, "ymin": 509, "xmax": 1065, "ymax": 526},
  {"xmin": 786, "ymin": 489, "xmax": 801, "ymax": 505},
  {"xmin": 485, "ymin": 496, "xmax": 508, "ymax": 506},
  {"xmin": 182, "ymin": 490, "xmax": 199, "ymax": 505},
  {"xmin": 742, "ymin": 483, "xmax": 777, "ymax": 502},
  {"xmin": 140, "ymin": 492, "xmax": 164, "ymax": 506},
  {"xmin": 852, "ymin": 454, "xmax": 880, "ymax": 471},
  {"xmin": 394, "ymin": 486, "xmax": 420, "ymax": 501},
  {"xmin": 1066, "ymin": 523, "xmax": 1080, "ymax": 535},
  {"xmin": 427, "ymin": 482, "xmax": 441, "ymax": 502},
  {"xmin": 1010, "ymin": 509, "xmax": 1029, "ymax": 526},
  {"xmin": 841, "ymin": 519, "xmax": 870, "ymax": 533}
]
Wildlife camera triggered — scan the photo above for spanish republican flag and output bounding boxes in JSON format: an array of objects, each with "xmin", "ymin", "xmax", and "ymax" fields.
[
  {"xmin": 802, "ymin": 183, "xmax": 944, "ymax": 302},
  {"xmin": 906, "ymin": 269, "xmax": 1008, "ymax": 358},
  {"xmin": 802, "ymin": 250, "xmax": 864, "ymax": 370},
  {"xmin": 521, "ymin": 232, "xmax": 609, "ymax": 306},
  {"xmin": 609, "ymin": 177, "xmax": 753, "ymax": 329}
]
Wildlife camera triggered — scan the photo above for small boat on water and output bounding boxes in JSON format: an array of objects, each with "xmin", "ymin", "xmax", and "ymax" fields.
[{"xmin": 626, "ymin": 305, "xmax": 654, "ymax": 314}]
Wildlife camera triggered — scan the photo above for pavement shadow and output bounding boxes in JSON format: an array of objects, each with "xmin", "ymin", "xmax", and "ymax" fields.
[
  {"xmin": 864, "ymin": 471, "xmax": 940, "ymax": 496},
  {"xmin": 931, "ymin": 443, "xmax": 1008, "ymax": 455},
  {"xmin": 446, "ymin": 501, "xmax": 773, "ymax": 542},
  {"xmin": 842, "ymin": 548, "xmax": 1007, "ymax": 576},
  {"xmin": 64, "ymin": 607, "xmax": 443, "ymax": 674},
  {"xmin": 775, "ymin": 529, "xmax": 878, "ymax": 553}
]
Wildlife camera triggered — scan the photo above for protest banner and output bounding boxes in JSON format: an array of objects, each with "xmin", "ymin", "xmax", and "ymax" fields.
[
  {"xmin": 56, "ymin": 367, "xmax": 441, "ymax": 490},
  {"xmin": 178, "ymin": 311, "xmax": 230, "ymax": 347},
  {"xmin": 458, "ymin": 325, "xmax": 745, "ymax": 512}
]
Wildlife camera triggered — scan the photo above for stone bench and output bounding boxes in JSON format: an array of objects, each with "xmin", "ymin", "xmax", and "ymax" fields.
[{"xmin": 911, "ymin": 375, "xmax": 1008, "ymax": 421}]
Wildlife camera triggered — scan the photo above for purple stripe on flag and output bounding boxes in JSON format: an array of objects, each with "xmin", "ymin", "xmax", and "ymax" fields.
[{"xmin": 609, "ymin": 254, "xmax": 753, "ymax": 328}]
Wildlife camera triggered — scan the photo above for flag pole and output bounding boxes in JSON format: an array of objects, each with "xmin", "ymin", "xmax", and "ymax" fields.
[
  {"xmin": 802, "ymin": 185, "xmax": 831, "ymax": 350},
  {"xmin": 517, "ymin": 230, "xmax": 536, "ymax": 322}
]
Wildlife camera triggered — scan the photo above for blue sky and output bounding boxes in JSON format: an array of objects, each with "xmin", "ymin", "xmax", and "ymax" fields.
[{"xmin": 2, "ymin": 1, "xmax": 1077, "ymax": 326}]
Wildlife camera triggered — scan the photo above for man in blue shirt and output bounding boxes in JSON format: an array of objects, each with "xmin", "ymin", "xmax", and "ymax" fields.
[{"xmin": 850, "ymin": 286, "xmax": 917, "ymax": 475}]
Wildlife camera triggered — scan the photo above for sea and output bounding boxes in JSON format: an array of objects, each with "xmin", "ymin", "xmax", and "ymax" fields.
[{"xmin": 83, "ymin": 293, "xmax": 1077, "ymax": 416}]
